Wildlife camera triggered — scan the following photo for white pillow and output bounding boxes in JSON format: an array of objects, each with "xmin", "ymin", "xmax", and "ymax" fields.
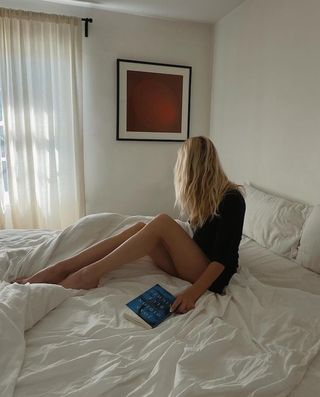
[
  {"xmin": 243, "ymin": 184, "xmax": 310, "ymax": 259},
  {"xmin": 296, "ymin": 205, "xmax": 320, "ymax": 273}
]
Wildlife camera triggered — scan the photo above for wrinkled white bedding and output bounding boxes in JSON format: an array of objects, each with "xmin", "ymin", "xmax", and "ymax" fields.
[{"xmin": 1, "ymin": 213, "xmax": 320, "ymax": 397}]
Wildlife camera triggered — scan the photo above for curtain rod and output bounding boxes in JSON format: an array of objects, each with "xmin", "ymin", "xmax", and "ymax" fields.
[{"xmin": 81, "ymin": 18, "xmax": 93, "ymax": 37}]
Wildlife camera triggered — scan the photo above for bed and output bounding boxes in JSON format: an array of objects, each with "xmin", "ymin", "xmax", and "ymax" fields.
[{"xmin": 1, "ymin": 186, "xmax": 320, "ymax": 397}]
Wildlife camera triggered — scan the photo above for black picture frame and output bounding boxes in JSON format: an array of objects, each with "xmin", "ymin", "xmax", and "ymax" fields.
[{"xmin": 117, "ymin": 59, "xmax": 192, "ymax": 142}]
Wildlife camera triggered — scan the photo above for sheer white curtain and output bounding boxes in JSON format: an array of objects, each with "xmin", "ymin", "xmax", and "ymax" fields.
[{"xmin": 0, "ymin": 8, "xmax": 85, "ymax": 229}]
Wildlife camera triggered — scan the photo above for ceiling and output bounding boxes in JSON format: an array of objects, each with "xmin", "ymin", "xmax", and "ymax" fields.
[{"xmin": 38, "ymin": 0, "xmax": 246, "ymax": 23}]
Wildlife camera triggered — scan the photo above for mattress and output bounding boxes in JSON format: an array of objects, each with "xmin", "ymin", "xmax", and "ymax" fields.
[{"xmin": 1, "ymin": 213, "xmax": 320, "ymax": 397}]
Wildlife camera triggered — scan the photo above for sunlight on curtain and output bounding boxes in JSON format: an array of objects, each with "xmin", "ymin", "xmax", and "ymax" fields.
[{"xmin": 0, "ymin": 8, "xmax": 85, "ymax": 229}]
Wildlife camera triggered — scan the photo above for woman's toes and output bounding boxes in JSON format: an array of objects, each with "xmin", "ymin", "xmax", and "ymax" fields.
[{"xmin": 12, "ymin": 277, "xmax": 28, "ymax": 284}]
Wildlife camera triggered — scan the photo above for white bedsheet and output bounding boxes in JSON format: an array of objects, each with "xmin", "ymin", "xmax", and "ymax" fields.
[
  {"xmin": 1, "ymin": 213, "xmax": 320, "ymax": 397},
  {"xmin": 239, "ymin": 237, "xmax": 320, "ymax": 397}
]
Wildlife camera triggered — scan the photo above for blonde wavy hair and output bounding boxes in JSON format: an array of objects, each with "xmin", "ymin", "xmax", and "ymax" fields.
[{"xmin": 174, "ymin": 136, "xmax": 242, "ymax": 229}]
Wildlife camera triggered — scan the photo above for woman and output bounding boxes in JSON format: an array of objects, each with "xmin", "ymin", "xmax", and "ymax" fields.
[{"xmin": 17, "ymin": 136, "xmax": 245, "ymax": 314}]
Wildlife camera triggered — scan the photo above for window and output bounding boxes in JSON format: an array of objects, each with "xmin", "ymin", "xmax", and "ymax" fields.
[
  {"xmin": 0, "ymin": 9, "xmax": 84, "ymax": 228},
  {"xmin": 0, "ymin": 91, "xmax": 9, "ymax": 199}
]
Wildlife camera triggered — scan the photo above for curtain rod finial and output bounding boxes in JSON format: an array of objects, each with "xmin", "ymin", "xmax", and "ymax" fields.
[{"xmin": 81, "ymin": 18, "xmax": 93, "ymax": 37}]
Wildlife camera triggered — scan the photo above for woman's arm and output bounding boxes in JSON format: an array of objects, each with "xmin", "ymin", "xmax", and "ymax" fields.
[
  {"xmin": 171, "ymin": 192, "xmax": 245, "ymax": 314},
  {"xmin": 170, "ymin": 261, "xmax": 225, "ymax": 313},
  {"xmin": 189, "ymin": 261, "xmax": 225, "ymax": 298}
]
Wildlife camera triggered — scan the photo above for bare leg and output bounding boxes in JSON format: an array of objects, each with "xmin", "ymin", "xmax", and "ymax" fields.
[
  {"xmin": 15, "ymin": 222, "xmax": 146, "ymax": 284},
  {"xmin": 60, "ymin": 214, "xmax": 210, "ymax": 289},
  {"xmin": 149, "ymin": 242, "xmax": 178, "ymax": 277}
]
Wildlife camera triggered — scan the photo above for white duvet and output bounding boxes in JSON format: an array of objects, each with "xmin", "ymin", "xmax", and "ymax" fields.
[{"xmin": 1, "ymin": 213, "xmax": 320, "ymax": 397}]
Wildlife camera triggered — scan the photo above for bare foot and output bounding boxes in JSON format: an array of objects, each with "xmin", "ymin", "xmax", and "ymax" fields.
[
  {"xmin": 14, "ymin": 277, "xmax": 29, "ymax": 284},
  {"xmin": 60, "ymin": 268, "xmax": 99, "ymax": 290},
  {"xmin": 13, "ymin": 264, "xmax": 69, "ymax": 285}
]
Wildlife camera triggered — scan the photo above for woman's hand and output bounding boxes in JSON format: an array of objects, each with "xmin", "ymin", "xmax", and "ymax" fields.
[{"xmin": 170, "ymin": 287, "xmax": 199, "ymax": 314}]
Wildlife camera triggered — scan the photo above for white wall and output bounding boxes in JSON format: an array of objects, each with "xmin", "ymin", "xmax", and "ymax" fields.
[
  {"xmin": 0, "ymin": 0, "xmax": 213, "ymax": 217},
  {"xmin": 210, "ymin": 0, "xmax": 320, "ymax": 204}
]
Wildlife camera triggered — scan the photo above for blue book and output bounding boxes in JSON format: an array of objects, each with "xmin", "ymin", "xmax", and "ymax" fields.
[{"xmin": 124, "ymin": 284, "xmax": 176, "ymax": 329}]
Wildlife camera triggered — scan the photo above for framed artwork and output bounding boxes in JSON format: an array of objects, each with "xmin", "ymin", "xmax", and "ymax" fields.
[{"xmin": 117, "ymin": 59, "xmax": 191, "ymax": 142}]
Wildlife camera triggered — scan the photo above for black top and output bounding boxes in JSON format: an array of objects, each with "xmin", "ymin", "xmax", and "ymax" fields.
[{"xmin": 192, "ymin": 189, "xmax": 246, "ymax": 294}]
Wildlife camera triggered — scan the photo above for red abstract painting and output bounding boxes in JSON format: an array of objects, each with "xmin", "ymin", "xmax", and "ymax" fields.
[{"xmin": 126, "ymin": 71, "xmax": 183, "ymax": 133}]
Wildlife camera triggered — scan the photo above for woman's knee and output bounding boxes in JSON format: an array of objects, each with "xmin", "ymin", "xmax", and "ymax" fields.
[
  {"xmin": 150, "ymin": 213, "xmax": 176, "ymax": 234},
  {"xmin": 154, "ymin": 213, "xmax": 174, "ymax": 224}
]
